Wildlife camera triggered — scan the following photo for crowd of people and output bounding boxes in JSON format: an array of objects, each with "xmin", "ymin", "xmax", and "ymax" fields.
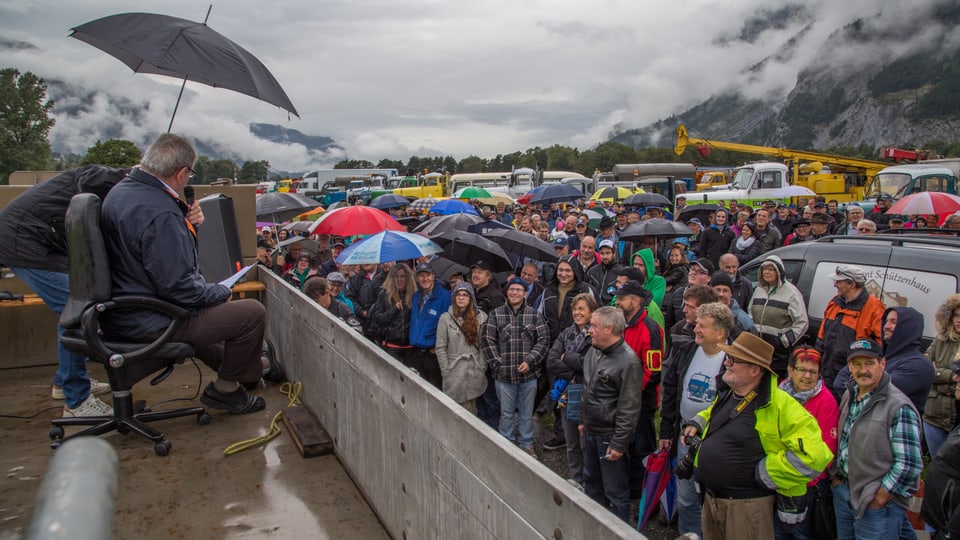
[{"xmin": 261, "ymin": 190, "xmax": 960, "ymax": 539}]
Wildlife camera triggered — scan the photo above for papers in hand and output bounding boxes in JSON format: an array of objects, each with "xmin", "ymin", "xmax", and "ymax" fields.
[{"xmin": 218, "ymin": 264, "xmax": 257, "ymax": 289}]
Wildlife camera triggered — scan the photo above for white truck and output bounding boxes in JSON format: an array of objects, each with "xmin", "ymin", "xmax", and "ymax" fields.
[{"xmin": 686, "ymin": 162, "xmax": 816, "ymax": 208}]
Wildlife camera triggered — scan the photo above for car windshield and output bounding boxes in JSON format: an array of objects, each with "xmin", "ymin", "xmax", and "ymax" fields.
[
  {"xmin": 730, "ymin": 168, "xmax": 755, "ymax": 190},
  {"xmin": 876, "ymin": 172, "xmax": 912, "ymax": 199}
]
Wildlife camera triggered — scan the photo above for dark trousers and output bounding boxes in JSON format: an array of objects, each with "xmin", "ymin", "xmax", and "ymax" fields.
[
  {"xmin": 582, "ymin": 429, "xmax": 632, "ymax": 522},
  {"xmin": 169, "ymin": 299, "xmax": 265, "ymax": 383},
  {"xmin": 629, "ymin": 410, "xmax": 657, "ymax": 494},
  {"xmin": 476, "ymin": 371, "xmax": 500, "ymax": 429},
  {"xmin": 407, "ymin": 348, "xmax": 442, "ymax": 389}
]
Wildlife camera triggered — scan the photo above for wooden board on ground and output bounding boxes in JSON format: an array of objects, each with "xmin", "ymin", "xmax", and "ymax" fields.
[{"xmin": 282, "ymin": 404, "xmax": 334, "ymax": 458}]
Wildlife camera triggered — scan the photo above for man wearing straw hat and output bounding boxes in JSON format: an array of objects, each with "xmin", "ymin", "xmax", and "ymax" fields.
[{"xmin": 681, "ymin": 332, "xmax": 833, "ymax": 539}]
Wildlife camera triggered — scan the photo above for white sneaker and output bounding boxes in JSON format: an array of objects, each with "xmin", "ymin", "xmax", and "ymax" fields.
[
  {"xmin": 62, "ymin": 394, "xmax": 113, "ymax": 418},
  {"xmin": 52, "ymin": 378, "xmax": 111, "ymax": 400}
]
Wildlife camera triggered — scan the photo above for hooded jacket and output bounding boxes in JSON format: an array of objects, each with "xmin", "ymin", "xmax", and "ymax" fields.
[
  {"xmin": 816, "ymin": 286, "xmax": 885, "ymax": 389},
  {"xmin": 698, "ymin": 209, "xmax": 736, "ymax": 267},
  {"xmin": 749, "ymin": 255, "xmax": 809, "ymax": 349},
  {"xmin": 537, "ymin": 259, "xmax": 594, "ymax": 342},
  {"xmin": 633, "ymin": 248, "xmax": 666, "ymax": 307},
  {"xmin": 623, "ymin": 296, "xmax": 665, "ymax": 415},
  {"xmin": 585, "ymin": 256, "xmax": 624, "ymax": 307},
  {"xmin": 832, "ymin": 307, "xmax": 935, "ymax": 414},
  {"xmin": 924, "ymin": 294, "xmax": 960, "ymax": 431}
]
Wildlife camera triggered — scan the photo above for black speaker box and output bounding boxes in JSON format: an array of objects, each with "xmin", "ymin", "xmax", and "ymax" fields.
[{"xmin": 196, "ymin": 194, "xmax": 244, "ymax": 283}]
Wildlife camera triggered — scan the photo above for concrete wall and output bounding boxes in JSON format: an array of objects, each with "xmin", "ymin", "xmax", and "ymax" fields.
[{"xmin": 262, "ymin": 269, "xmax": 645, "ymax": 540}]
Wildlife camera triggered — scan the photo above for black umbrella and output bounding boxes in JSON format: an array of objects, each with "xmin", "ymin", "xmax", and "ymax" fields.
[
  {"xmin": 256, "ymin": 192, "xmax": 321, "ymax": 222},
  {"xmin": 483, "ymin": 229, "xmax": 558, "ymax": 262},
  {"xmin": 677, "ymin": 203, "xmax": 721, "ymax": 225},
  {"xmin": 426, "ymin": 257, "xmax": 469, "ymax": 282},
  {"xmin": 527, "ymin": 184, "xmax": 584, "ymax": 205},
  {"xmin": 430, "ymin": 230, "xmax": 513, "ymax": 272},
  {"xmin": 70, "ymin": 10, "xmax": 298, "ymax": 131},
  {"xmin": 369, "ymin": 193, "xmax": 411, "ymax": 210},
  {"xmin": 619, "ymin": 218, "xmax": 693, "ymax": 241},
  {"xmin": 623, "ymin": 193, "xmax": 672, "ymax": 208},
  {"xmin": 413, "ymin": 213, "xmax": 486, "ymax": 236}
]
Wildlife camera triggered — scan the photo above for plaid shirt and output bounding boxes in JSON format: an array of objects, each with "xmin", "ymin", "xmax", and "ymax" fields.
[
  {"xmin": 836, "ymin": 390, "xmax": 923, "ymax": 497},
  {"xmin": 481, "ymin": 303, "xmax": 549, "ymax": 384}
]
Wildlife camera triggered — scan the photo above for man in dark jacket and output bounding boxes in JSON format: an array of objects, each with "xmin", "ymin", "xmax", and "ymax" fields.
[
  {"xmin": 101, "ymin": 133, "xmax": 267, "ymax": 415},
  {"xmin": 470, "ymin": 260, "xmax": 505, "ymax": 314},
  {"xmin": 698, "ymin": 208, "xmax": 735, "ymax": 268},
  {"xmin": 719, "ymin": 253, "xmax": 754, "ymax": 312},
  {"xmin": 347, "ymin": 263, "xmax": 383, "ymax": 338},
  {"xmin": 586, "ymin": 239, "xmax": 624, "ymax": 306},
  {"xmin": 832, "ymin": 306, "xmax": 935, "ymax": 414},
  {"xmin": 0, "ymin": 165, "xmax": 130, "ymax": 417},
  {"xmin": 580, "ymin": 306, "xmax": 643, "ymax": 522}
]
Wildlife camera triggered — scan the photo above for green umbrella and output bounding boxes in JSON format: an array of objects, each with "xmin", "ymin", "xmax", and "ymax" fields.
[{"xmin": 453, "ymin": 186, "xmax": 493, "ymax": 200}]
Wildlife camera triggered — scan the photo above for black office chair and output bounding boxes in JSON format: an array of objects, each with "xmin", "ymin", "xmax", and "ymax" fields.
[{"xmin": 49, "ymin": 193, "xmax": 210, "ymax": 456}]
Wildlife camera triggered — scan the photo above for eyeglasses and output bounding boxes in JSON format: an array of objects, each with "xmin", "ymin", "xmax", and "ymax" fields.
[
  {"xmin": 723, "ymin": 356, "xmax": 750, "ymax": 366},
  {"xmin": 184, "ymin": 166, "xmax": 196, "ymax": 180},
  {"xmin": 576, "ymin": 223, "xmax": 587, "ymax": 227},
  {"xmin": 454, "ymin": 291, "xmax": 471, "ymax": 298},
  {"xmin": 792, "ymin": 367, "xmax": 819, "ymax": 376}
]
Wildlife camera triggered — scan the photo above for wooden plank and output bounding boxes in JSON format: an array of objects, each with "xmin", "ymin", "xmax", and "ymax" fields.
[
  {"xmin": 0, "ymin": 294, "xmax": 44, "ymax": 308},
  {"xmin": 282, "ymin": 404, "xmax": 334, "ymax": 458}
]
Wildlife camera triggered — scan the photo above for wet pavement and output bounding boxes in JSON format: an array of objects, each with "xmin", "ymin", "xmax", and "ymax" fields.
[{"xmin": 0, "ymin": 363, "xmax": 388, "ymax": 540}]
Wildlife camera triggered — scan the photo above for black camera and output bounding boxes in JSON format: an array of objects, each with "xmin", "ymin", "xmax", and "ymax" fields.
[
  {"xmin": 673, "ymin": 435, "xmax": 702, "ymax": 480},
  {"xmin": 951, "ymin": 360, "xmax": 960, "ymax": 378}
]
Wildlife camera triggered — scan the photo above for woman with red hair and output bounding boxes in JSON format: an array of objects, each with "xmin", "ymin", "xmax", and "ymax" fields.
[{"xmin": 774, "ymin": 347, "xmax": 840, "ymax": 539}]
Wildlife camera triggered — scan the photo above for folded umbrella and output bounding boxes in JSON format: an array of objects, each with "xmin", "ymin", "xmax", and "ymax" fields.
[
  {"xmin": 637, "ymin": 450, "xmax": 673, "ymax": 531},
  {"xmin": 335, "ymin": 231, "xmax": 441, "ymax": 265},
  {"xmin": 430, "ymin": 230, "xmax": 513, "ymax": 272}
]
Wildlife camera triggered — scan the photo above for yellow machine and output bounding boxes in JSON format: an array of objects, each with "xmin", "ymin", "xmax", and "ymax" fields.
[{"xmin": 675, "ymin": 125, "xmax": 890, "ymax": 202}]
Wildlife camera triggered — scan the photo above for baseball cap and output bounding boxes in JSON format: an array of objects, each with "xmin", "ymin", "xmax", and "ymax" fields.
[
  {"xmin": 261, "ymin": 226, "xmax": 272, "ymax": 233},
  {"xmin": 415, "ymin": 263, "xmax": 434, "ymax": 275},
  {"xmin": 332, "ymin": 241, "xmax": 346, "ymax": 248},
  {"xmin": 598, "ymin": 216, "xmax": 614, "ymax": 230},
  {"xmin": 616, "ymin": 280, "xmax": 646, "ymax": 298},
  {"xmin": 598, "ymin": 239, "xmax": 616, "ymax": 251},
  {"xmin": 326, "ymin": 272, "xmax": 346, "ymax": 283},
  {"xmin": 878, "ymin": 193, "xmax": 893, "ymax": 201},
  {"xmin": 691, "ymin": 259, "xmax": 715, "ymax": 275},
  {"xmin": 847, "ymin": 338, "xmax": 882, "ymax": 361},
  {"xmin": 688, "ymin": 217, "xmax": 703, "ymax": 226},
  {"xmin": 814, "ymin": 202, "xmax": 826, "ymax": 208},
  {"xmin": 829, "ymin": 264, "xmax": 866, "ymax": 284},
  {"xmin": 889, "ymin": 214, "xmax": 904, "ymax": 223},
  {"xmin": 470, "ymin": 260, "xmax": 493, "ymax": 272},
  {"xmin": 553, "ymin": 237, "xmax": 567, "ymax": 247}
]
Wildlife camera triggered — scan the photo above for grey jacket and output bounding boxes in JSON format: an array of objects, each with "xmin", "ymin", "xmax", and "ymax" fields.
[{"xmin": 435, "ymin": 308, "xmax": 488, "ymax": 403}]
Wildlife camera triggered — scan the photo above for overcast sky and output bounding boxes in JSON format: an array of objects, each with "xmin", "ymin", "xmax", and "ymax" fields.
[{"xmin": 0, "ymin": 0, "xmax": 935, "ymax": 171}]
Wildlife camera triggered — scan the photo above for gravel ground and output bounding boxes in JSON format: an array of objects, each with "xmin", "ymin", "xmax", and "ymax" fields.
[{"xmin": 531, "ymin": 413, "xmax": 678, "ymax": 540}]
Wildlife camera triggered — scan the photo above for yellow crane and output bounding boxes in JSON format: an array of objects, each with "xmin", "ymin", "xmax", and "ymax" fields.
[{"xmin": 674, "ymin": 124, "xmax": 891, "ymax": 202}]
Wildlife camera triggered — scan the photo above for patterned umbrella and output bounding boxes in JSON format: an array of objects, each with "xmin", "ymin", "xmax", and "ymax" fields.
[
  {"xmin": 408, "ymin": 196, "xmax": 445, "ymax": 214},
  {"xmin": 335, "ymin": 231, "xmax": 441, "ymax": 265},
  {"xmin": 885, "ymin": 192, "xmax": 960, "ymax": 216},
  {"xmin": 589, "ymin": 186, "xmax": 635, "ymax": 202}
]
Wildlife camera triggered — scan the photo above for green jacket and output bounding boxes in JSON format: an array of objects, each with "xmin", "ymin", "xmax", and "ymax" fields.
[
  {"xmin": 691, "ymin": 374, "xmax": 834, "ymax": 497},
  {"xmin": 633, "ymin": 248, "xmax": 666, "ymax": 307}
]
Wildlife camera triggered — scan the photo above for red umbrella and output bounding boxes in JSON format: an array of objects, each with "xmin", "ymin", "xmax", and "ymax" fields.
[
  {"xmin": 308, "ymin": 206, "xmax": 405, "ymax": 236},
  {"xmin": 886, "ymin": 192, "xmax": 960, "ymax": 216}
]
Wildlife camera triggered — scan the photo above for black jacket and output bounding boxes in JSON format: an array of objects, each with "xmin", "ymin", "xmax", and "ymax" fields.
[
  {"xmin": 585, "ymin": 260, "xmax": 624, "ymax": 306},
  {"xmin": 546, "ymin": 324, "xmax": 592, "ymax": 383},
  {"xmin": 475, "ymin": 281, "xmax": 505, "ymax": 315},
  {"xmin": 581, "ymin": 338, "xmax": 644, "ymax": 453},
  {"xmin": 537, "ymin": 260, "xmax": 594, "ymax": 342},
  {"xmin": 699, "ymin": 225, "xmax": 736, "ymax": 267},
  {"xmin": 658, "ymin": 339, "xmax": 701, "ymax": 443},
  {"xmin": 346, "ymin": 271, "xmax": 382, "ymax": 319},
  {"xmin": 100, "ymin": 169, "xmax": 230, "ymax": 339},
  {"xmin": 0, "ymin": 166, "xmax": 128, "ymax": 272},
  {"xmin": 368, "ymin": 288, "xmax": 412, "ymax": 345}
]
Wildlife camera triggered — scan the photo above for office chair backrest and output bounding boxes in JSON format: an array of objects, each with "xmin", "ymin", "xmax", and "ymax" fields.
[{"xmin": 61, "ymin": 193, "xmax": 112, "ymax": 328}]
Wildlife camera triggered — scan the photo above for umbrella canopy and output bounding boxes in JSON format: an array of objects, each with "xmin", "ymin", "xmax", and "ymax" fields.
[
  {"xmin": 483, "ymin": 228, "xmax": 558, "ymax": 262},
  {"xmin": 886, "ymin": 192, "xmax": 960, "ymax": 216},
  {"xmin": 70, "ymin": 12, "xmax": 298, "ymax": 130},
  {"xmin": 515, "ymin": 186, "xmax": 546, "ymax": 205},
  {"xmin": 430, "ymin": 230, "xmax": 513, "ymax": 272},
  {"xmin": 426, "ymin": 257, "xmax": 469, "ymax": 282},
  {"xmin": 408, "ymin": 196, "xmax": 445, "ymax": 214},
  {"xmin": 308, "ymin": 205, "xmax": 405, "ymax": 236},
  {"xmin": 476, "ymin": 192, "xmax": 516, "ymax": 207},
  {"xmin": 274, "ymin": 237, "xmax": 320, "ymax": 254},
  {"xmin": 414, "ymin": 213, "xmax": 486, "ymax": 236},
  {"xmin": 580, "ymin": 208, "xmax": 613, "ymax": 228},
  {"xmin": 452, "ymin": 186, "xmax": 493, "ymax": 200},
  {"xmin": 636, "ymin": 450, "xmax": 673, "ymax": 531},
  {"xmin": 281, "ymin": 221, "xmax": 314, "ymax": 233},
  {"xmin": 293, "ymin": 206, "xmax": 326, "ymax": 221},
  {"xmin": 256, "ymin": 192, "xmax": 321, "ymax": 222},
  {"xmin": 528, "ymin": 184, "xmax": 585, "ymax": 205},
  {"xmin": 335, "ymin": 231, "xmax": 441, "ymax": 265},
  {"xmin": 368, "ymin": 193, "xmax": 411, "ymax": 210},
  {"xmin": 589, "ymin": 186, "xmax": 635, "ymax": 202},
  {"xmin": 623, "ymin": 192, "xmax": 672, "ymax": 208},
  {"xmin": 431, "ymin": 199, "xmax": 480, "ymax": 216},
  {"xmin": 677, "ymin": 203, "xmax": 721, "ymax": 224},
  {"xmin": 620, "ymin": 218, "xmax": 693, "ymax": 240}
]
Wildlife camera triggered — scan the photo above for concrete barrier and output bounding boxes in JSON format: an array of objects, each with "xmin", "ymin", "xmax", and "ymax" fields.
[{"xmin": 261, "ymin": 269, "xmax": 645, "ymax": 539}]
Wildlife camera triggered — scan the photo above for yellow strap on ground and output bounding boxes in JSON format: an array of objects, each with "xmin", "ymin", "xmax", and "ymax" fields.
[{"xmin": 223, "ymin": 381, "xmax": 302, "ymax": 457}]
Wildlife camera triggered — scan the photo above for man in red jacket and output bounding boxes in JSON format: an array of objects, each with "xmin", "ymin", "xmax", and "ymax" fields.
[{"xmin": 615, "ymin": 280, "xmax": 665, "ymax": 497}]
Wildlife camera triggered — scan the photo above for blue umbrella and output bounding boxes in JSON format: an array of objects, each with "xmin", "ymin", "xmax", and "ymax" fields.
[
  {"xmin": 335, "ymin": 230, "xmax": 442, "ymax": 265},
  {"xmin": 369, "ymin": 193, "xmax": 411, "ymax": 210},
  {"xmin": 430, "ymin": 199, "xmax": 479, "ymax": 216}
]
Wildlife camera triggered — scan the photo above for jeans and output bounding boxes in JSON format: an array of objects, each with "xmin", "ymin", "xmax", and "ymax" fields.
[
  {"xmin": 495, "ymin": 378, "xmax": 537, "ymax": 448},
  {"xmin": 924, "ymin": 421, "xmax": 950, "ymax": 458},
  {"xmin": 476, "ymin": 371, "xmax": 500, "ymax": 429},
  {"xmin": 582, "ymin": 429, "xmax": 632, "ymax": 522},
  {"xmin": 562, "ymin": 417, "xmax": 584, "ymax": 483},
  {"xmin": 11, "ymin": 266, "xmax": 90, "ymax": 408},
  {"xmin": 833, "ymin": 481, "xmax": 913, "ymax": 540},
  {"xmin": 675, "ymin": 438, "xmax": 702, "ymax": 536}
]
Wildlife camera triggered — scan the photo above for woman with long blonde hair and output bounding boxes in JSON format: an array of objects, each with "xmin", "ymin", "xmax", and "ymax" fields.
[{"xmin": 369, "ymin": 263, "xmax": 415, "ymax": 361}]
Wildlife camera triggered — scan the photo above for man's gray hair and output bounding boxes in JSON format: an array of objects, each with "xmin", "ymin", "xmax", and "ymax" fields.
[
  {"xmin": 141, "ymin": 133, "xmax": 197, "ymax": 179},
  {"xmin": 592, "ymin": 306, "xmax": 625, "ymax": 336},
  {"xmin": 696, "ymin": 302, "xmax": 734, "ymax": 333}
]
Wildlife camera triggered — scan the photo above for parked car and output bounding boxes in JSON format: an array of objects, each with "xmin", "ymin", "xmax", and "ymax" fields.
[{"xmin": 740, "ymin": 234, "xmax": 960, "ymax": 347}]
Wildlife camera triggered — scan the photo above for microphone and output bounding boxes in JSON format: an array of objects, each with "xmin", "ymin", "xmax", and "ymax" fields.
[{"xmin": 184, "ymin": 185, "xmax": 195, "ymax": 206}]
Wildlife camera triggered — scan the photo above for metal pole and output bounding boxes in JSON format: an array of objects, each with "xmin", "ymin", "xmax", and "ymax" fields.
[{"xmin": 166, "ymin": 5, "xmax": 213, "ymax": 132}]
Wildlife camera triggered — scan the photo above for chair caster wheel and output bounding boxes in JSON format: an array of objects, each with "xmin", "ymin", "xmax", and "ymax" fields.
[
  {"xmin": 49, "ymin": 425, "xmax": 64, "ymax": 440},
  {"xmin": 50, "ymin": 440, "xmax": 62, "ymax": 450},
  {"xmin": 197, "ymin": 413, "xmax": 212, "ymax": 425},
  {"xmin": 117, "ymin": 425, "xmax": 129, "ymax": 435},
  {"xmin": 154, "ymin": 440, "xmax": 172, "ymax": 456}
]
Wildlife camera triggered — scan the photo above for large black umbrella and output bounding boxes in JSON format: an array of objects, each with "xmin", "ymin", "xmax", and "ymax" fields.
[
  {"xmin": 527, "ymin": 184, "xmax": 584, "ymax": 205},
  {"xmin": 256, "ymin": 192, "xmax": 321, "ymax": 222},
  {"xmin": 623, "ymin": 193, "xmax": 672, "ymax": 208},
  {"xmin": 70, "ymin": 10, "xmax": 299, "ymax": 131},
  {"xmin": 677, "ymin": 203, "xmax": 721, "ymax": 225},
  {"xmin": 619, "ymin": 218, "xmax": 693, "ymax": 240},
  {"xmin": 430, "ymin": 230, "xmax": 513, "ymax": 272},
  {"xmin": 413, "ymin": 213, "xmax": 486, "ymax": 236},
  {"xmin": 483, "ymin": 229, "xmax": 558, "ymax": 262},
  {"xmin": 369, "ymin": 194, "xmax": 411, "ymax": 210}
]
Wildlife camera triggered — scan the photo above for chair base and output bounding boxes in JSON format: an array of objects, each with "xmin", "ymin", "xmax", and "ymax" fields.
[{"xmin": 50, "ymin": 392, "xmax": 210, "ymax": 456}]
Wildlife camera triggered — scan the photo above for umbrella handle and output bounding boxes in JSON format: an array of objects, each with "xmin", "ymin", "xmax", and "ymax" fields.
[{"xmin": 167, "ymin": 77, "xmax": 189, "ymax": 132}]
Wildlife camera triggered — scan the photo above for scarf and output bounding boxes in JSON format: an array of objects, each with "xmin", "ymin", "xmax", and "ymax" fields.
[
  {"xmin": 778, "ymin": 378, "xmax": 821, "ymax": 405},
  {"xmin": 557, "ymin": 282, "xmax": 574, "ymax": 318},
  {"xmin": 735, "ymin": 235, "xmax": 756, "ymax": 251}
]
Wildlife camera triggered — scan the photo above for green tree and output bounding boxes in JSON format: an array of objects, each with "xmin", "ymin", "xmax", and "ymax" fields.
[
  {"xmin": 238, "ymin": 160, "xmax": 269, "ymax": 184},
  {"xmin": 0, "ymin": 68, "xmax": 55, "ymax": 184},
  {"xmin": 205, "ymin": 159, "xmax": 236, "ymax": 184},
  {"xmin": 335, "ymin": 159, "xmax": 374, "ymax": 169},
  {"xmin": 80, "ymin": 139, "xmax": 142, "ymax": 167},
  {"xmin": 457, "ymin": 155, "xmax": 485, "ymax": 173},
  {"xmin": 545, "ymin": 144, "xmax": 579, "ymax": 170}
]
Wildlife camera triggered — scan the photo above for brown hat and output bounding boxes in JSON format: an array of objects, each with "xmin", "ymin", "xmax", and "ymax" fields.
[
  {"xmin": 717, "ymin": 332, "xmax": 776, "ymax": 375},
  {"xmin": 810, "ymin": 213, "xmax": 831, "ymax": 225}
]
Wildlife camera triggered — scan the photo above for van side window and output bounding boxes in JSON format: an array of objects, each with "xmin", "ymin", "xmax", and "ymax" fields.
[
  {"xmin": 922, "ymin": 176, "xmax": 949, "ymax": 193},
  {"xmin": 761, "ymin": 171, "xmax": 781, "ymax": 190}
]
